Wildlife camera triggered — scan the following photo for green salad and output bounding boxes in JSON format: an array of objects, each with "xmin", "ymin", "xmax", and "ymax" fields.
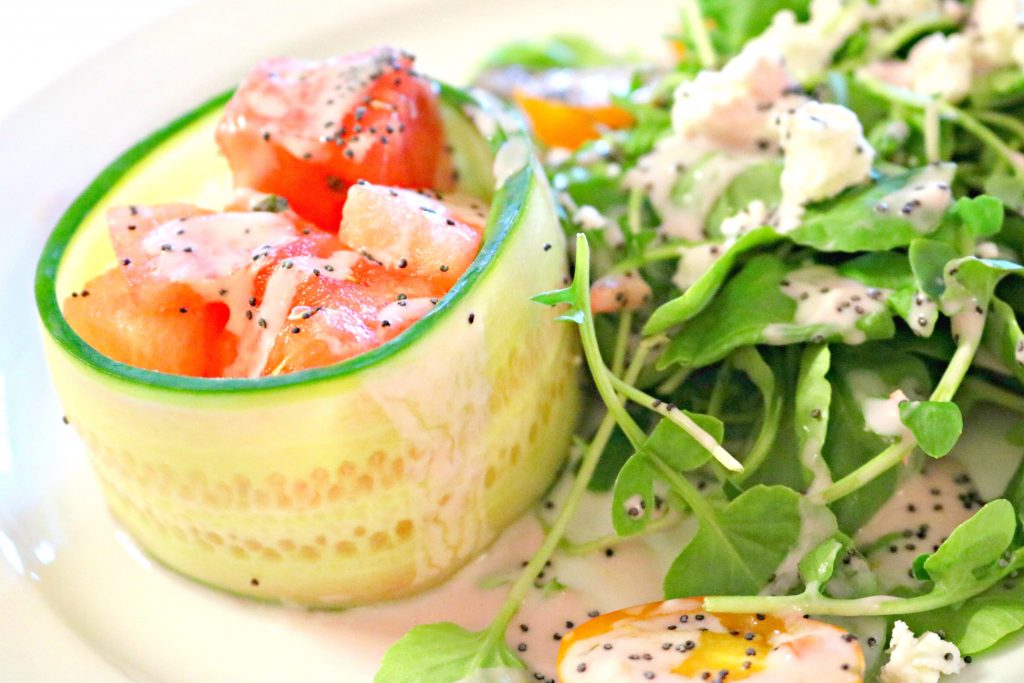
[{"xmin": 377, "ymin": 1, "xmax": 1024, "ymax": 681}]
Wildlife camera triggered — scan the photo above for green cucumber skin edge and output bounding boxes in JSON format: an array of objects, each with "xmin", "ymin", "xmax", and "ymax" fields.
[
  {"xmin": 32, "ymin": 82, "xmax": 578, "ymax": 607},
  {"xmin": 34, "ymin": 85, "xmax": 536, "ymax": 400}
]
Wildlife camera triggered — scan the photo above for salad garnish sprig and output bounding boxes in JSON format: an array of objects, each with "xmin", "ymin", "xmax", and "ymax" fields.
[{"xmin": 378, "ymin": 1, "xmax": 1024, "ymax": 680}]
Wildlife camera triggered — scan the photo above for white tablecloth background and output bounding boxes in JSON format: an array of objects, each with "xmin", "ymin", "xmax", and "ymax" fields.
[{"xmin": 0, "ymin": 1, "xmax": 195, "ymax": 123}]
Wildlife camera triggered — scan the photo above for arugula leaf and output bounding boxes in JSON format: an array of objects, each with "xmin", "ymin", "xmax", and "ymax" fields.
[
  {"xmin": 984, "ymin": 298, "xmax": 1024, "ymax": 383},
  {"xmin": 910, "ymin": 238, "xmax": 959, "ymax": 299},
  {"xmin": 660, "ymin": 255, "xmax": 896, "ymax": 369},
  {"xmin": 588, "ymin": 426, "xmax": 634, "ymax": 492},
  {"xmin": 611, "ymin": 453, "xmax": 657, "ymax": 536},
  {"xmin": 839, "ymin": 253, "xmax": 936, "ymax": 337},
  {"xmin": 612, "ymin": 96, "xmax": 673, "ymax": 159},
  {"xmin": 955, "ymin": 195, "xmax": 1005, "ymax": 238},
  {"xmin": 837, "ymin": 252, "xmax": 914, "ymax": 291},
  {"xmin": 984, "ymin": 173, "xmax": 1024, "ymax": 213},
  {"xmin": 730, "ymin": 347, "xmax": 785, "ymax": 482},
  {"xmin": 920, "ymin": 499, "xmax": 1018, "ymax": 590},
  {"xmin": 647, "ymin": 412, "xmax": 725, "ymax": 471},
  {"xmin": 944, "ymin": 257, "xmax": 1024, "ymax": 304},
  {"xmin": 705, "ymin": 161, "xmax": 783, "ymax": 238},
  {"xmin": 797, "ymin": 537, "xmax": 844, "ymax": 588},
  {"xmin": 795, "ymin": 345, "xmax": 834, "ymax": 491},
  {"xmin": 645, "ymin": 228, "xmax": 783, "ymax": 334},
  {"xmin": 888, "ymin": 287, "xmax": 939, "ymax": 337},
  {"xmin": 374, "ymin": 623, "xmax": 525, "ymax": 683},
  {"xmin": 905, "ymin": 580, "xmax": 1024, "ymax": 656},
  {"xmin": 705, "ymin": 500, "xmax": 1024, "ymax": 619},
  {"xmin": 660, "ymin": 255, "xmax": 792, "ymax": 368},
  {"xmin": 823, "ymin": 347, "xmax": 932, "ymax": 533},
  {"xmin": 555, "ymin": 164, "xmax": 628, "ymax": 215},
  {"xmin": 697, "ymin": 0, "xmax": 811, "ymax": 58},
  {"xmin": 898, "ymin": 400, "xmax": 963, "ymax": 458},
  {"xmin": 612, "ymin": 413, "xmax": 724, "ymax": 535},
  {"xmin": 788, "ymin": 165, "xmax": 956, "ymax": 252},
  {"xmin": 664, "ymin": 485, "xmax": 803, "ymax": 597}
]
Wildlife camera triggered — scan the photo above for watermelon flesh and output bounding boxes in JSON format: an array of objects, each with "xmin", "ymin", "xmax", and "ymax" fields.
[
  {"xmin": 62, "ymin": 269, "xmax": 237, "ymax": 377},
  {"xmin": 64, "ymin": 185, "xmax": 485, "ymax": 377},
  {"xmin": 215, "ymin": 47, "xmax": 452, "ymax": 232}
]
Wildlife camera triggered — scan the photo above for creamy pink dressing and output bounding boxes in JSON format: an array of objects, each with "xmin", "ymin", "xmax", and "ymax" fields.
[
  {"xmin": 856, "ymin": 458, "xmax": 983, "ymax": 591},
  {"xmin": 673, "ymin": 242, "xmax": 728, "ymax": 290},
  {"xmin": 877, "ymin": 164, "xmax": 955, "ymax": 233},
  {"xmin": 377, "ymin": 297, "xmax": 437, "ymax": 329},
  {"xmin": 765, "ymin": 266, "xmax": 888, "ymax": 344},
  {"xmin": 223, "ymin": 249, "xmax": 361, "ymax": 377},
  {"xmin": 141, "ymin": 212, "xmax": 299, "ymax": 279},
  {"xmin": 624, "ymin": 137, "xmax": 766, "ymax": 241},
  {"xmin": 236, "ymin": 54, "xmax": 390, "ymax": 162}
]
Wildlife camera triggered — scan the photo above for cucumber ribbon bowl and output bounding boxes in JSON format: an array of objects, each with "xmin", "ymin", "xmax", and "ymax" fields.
[{"xmin": 34, "ymin": 84, "xmax": 579, "ymax": 607}]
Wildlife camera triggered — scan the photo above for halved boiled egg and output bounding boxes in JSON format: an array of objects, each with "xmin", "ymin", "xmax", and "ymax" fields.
[{"xmin": 557, "ymin": 599, "xmax": 864, "ymax": 682}]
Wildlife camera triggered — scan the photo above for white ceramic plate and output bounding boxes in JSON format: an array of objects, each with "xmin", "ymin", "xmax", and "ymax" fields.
[{"xmin": 1, "ymin": 1, "xmax": 1021, "ymax": 681}]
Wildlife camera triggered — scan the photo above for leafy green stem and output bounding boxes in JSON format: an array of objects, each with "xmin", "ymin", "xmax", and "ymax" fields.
[
  {"xmin": 816, "ymin": 439, "xmax": 913, "ymax": 504},
  {"xmin": 680, "ymin": 0, "xmax": 717, "ymax": 69},
  {"xmin": 857, "ymin": 74, "xmax": 1024, "ymax": 177},
  {"xmin": 973, "ymin": 110, "xmax": 1024, "ymax": 143},
  {"xmin": 941, "ymin": 105, "xmax": 1024, "ymax": 177},
  {"xmin": 924, "ymin": 101, "xmax": 941, "ymax": 164},
  {"xmin": 608, "ymin": 373, "xmax": 744, "ymax": 472},
  {"xmin": 729, "ymin": 397, "xmax": 783, "ymax": 484},
  {"xmin": 706, "ymin": 585, "xmax": 976, "ymax": 617},
  {"xmin": 873, "ymin": 15, "xmax": 956, "ymax": 59},
  {"xmin": 817, "ymin": 317, "xmax": 984, "ymax": 504},
  {"xmin": 477, "ymin": 236, "xmax": 655, "ymax": 654},
  {"xmin": 706, "ymin": 358, "xmax": 732, "ymax": 418},
  {"xmin": 612, "ymin": 242, "xmax": 684, "ymax": 274},
  {"xmin": 645, "ymin": 451, "xmax": 721, "ymax": 524},
  {"xmin": 611, "ymin": 310, "xmax": 634, "ymax": 378},
  {"xmin": 627, "ymin": 185, "xmax": 645, "ymax": 236},
  {"xmin": 657, "ymin": 367, "xmax": 693, "ymax": 394},
  {"xmin": 557, "ymin": 513, "xmax": 681, "ymax": 555},
  {"xmin": 480, "ymin": 436, "xmax": 604, "ymax": 653},
  {"xmin": 959, "ymin": 376, "xmax": 1024, "ymax": 415},
  {"xmin": 932, "ymin": 319, "xmax": 985, "ymax": 402}
]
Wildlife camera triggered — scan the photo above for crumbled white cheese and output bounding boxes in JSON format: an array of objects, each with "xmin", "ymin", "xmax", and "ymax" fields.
[
  {"xmin": 752, "ymin": 0, "xmax": 866, "ymax": 83},
  {"xmin": 907, "ymin": 33, "xmax": 973, "ymax": 101},
  {"xmin": 776, "ymin": 101, "xmax": 875, "ymax": 230},
  {"xmin": 672, "ymin": 42, "xmax": 801, "ymax": 151},
  {"xmin": 968, "ymin": 0, "xmax": 1024, "ymax": 70},
  {"xmin": 879, "ymin": 621, "xmax": 964, "ymax": 683},
  {"xmin": 862, "ymin": 32, "xmax": 971, "ymax": 103},
  {"xmin": 624, "ymin": 137, "xmax": 764, "ymax": 240},
  {"xmin": 719, "ymin": 199, "xmax": 772, "ymax": 238}
]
